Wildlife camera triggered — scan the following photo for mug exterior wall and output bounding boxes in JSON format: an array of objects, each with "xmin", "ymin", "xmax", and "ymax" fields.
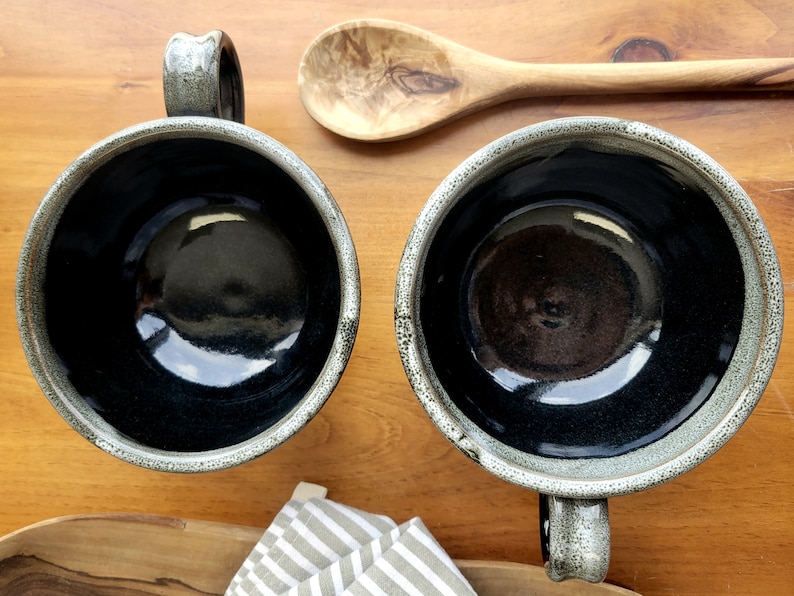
[
  {"xmin": 395, "ymin": 116, "xmax": 783, "ymax": 499},
  {"xmin": 17, "ymin": 116, "xmax": 360, "ymax": 472}
]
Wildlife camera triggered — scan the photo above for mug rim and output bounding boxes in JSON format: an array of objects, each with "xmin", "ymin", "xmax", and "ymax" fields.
[
  {"xmin": 17, "ymin": 116, "xmax": 360, "ymax": 473},
  {"xmin": 395, "ymin": 116, "xmax": 783, "ymax": 498}
]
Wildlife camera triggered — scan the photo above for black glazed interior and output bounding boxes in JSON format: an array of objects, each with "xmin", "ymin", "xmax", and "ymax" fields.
[
  {"xmin": 419, "ymin": 146, "xmax": 745, "ymax": 459},
  {"xmin": 45, "ymin": 138, "xmax": 341, "ymax": 452}
]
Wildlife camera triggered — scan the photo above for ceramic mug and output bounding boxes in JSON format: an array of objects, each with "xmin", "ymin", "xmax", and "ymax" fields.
[
  {"xmin": 395, "ymin": 117, "xmax": 783, "ymax": 582},
  {"xmin": 16, "ymin": 31, "xmax": 359, "ymax": 472}
]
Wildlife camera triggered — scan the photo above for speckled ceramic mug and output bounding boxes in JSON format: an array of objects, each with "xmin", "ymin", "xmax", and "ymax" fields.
[
  {"xmin": 16, "ymin": 31, "xmax": 359, "ymax": 473},
  {"xmin": 395, "ymin": 117, "xmax": 783, "ymax": 583}
]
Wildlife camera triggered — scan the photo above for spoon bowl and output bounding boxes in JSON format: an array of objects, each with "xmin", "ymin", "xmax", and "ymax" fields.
[{"xmin": 299, "ymin": 19, "xmax": 794, "ymax": 142}]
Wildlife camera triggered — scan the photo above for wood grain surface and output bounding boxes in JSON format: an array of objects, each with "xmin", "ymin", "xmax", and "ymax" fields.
[
  {"xmin": 1, "ymin": 1, "xmax": 793, "ymax": 593},
  {"xmin": 0, "ymin": 513, "xmax": 637, "ymax": 595},
  {"xmin": 298, "ymin": 18, "xmax": 794, "ymax": 141}
]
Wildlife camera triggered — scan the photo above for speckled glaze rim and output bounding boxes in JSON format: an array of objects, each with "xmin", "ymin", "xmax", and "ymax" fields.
[
  {"xmin": 395, "ymin": 116, "xmax": 783, "ymax": 499},
  {"xmin": 17, "ymin": 116, "xmax": 360, "ymax": 473}
]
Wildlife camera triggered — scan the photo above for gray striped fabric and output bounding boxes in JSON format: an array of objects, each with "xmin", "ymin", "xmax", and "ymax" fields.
[{"xmin": 226, "ymin": 490, "xmax": 477, "ymax": 595}]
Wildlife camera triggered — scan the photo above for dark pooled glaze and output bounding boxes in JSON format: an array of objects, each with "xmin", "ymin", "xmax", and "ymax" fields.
[
  {"xmin": 132, "ymin": 203, "xmax": 307, "ymax": 388},
  {"xmin": 420, "ymin": 146, "xmax": 745, "ymax": 458},
  {"xmin": 467, "ymin": 203, "xmax": 656, "ymax": 383},
  {"xmin": 45, "ymin": 138, "xmax": 341, "ymax": 452}
]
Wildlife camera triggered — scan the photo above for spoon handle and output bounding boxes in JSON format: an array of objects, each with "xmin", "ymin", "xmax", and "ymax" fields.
[{"xmin": 494, "ymin": 57, "xmax": 794, "ymax": 98}]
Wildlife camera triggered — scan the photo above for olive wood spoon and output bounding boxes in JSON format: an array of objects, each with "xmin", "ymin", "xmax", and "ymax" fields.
[{"xmin": 298, "ymin": 19, "xmax": 794, "ymax": 142}]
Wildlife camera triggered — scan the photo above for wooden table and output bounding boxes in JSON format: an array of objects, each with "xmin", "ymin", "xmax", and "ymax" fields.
[{"xmin": 2, "ymin": 1, "xmax": 793, "ymax": 593}]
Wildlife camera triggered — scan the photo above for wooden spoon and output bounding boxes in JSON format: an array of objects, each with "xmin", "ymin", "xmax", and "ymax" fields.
[{"xmin": 298, "ymin": 19, "xmax": 794, "ymax": 142}]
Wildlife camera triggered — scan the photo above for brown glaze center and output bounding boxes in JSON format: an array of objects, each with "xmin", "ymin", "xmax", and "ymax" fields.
[{"xmin": 468, "ymin": 223, "xmax": 634, "ymax": 381}]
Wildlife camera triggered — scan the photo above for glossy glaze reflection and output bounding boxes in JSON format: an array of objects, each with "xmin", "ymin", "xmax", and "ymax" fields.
[
  {"xmin": 420, "ymin": 147, "xmax": 745, "ymax": 458},
  {"xmin": 466, "ymin": 202, "xmax": 661, "ymax": 394},
  {"xmin": 45, "ymin": 138, "xmax": 341, "ymax": 452},
  {"xmin": 132, "ymin": 203, "xmax": 307, "ymax": 387}
]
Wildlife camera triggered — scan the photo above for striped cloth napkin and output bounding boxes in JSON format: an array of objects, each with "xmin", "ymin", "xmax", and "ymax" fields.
[{"xmin": 226, "ymin": 483, "xmax": 477, "ymax": 596}]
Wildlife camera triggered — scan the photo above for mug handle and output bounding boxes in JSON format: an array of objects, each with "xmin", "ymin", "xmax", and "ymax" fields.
[
  {"xmin": 163, "ymin": 30, "xmax": 245, "ymax": 123},
  {"xmin": 540, "ymin": 494, "xmax": 611, "ymax": 583}
]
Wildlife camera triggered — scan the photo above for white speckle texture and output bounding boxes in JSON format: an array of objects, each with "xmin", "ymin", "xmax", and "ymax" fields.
[
  {"xmin": 394, "ymin": 116, "xmax": 783, "ymax": 499},
  {"xmin": 17, "ymin": 117, "xmax": 360, "ymax": 473},
  {"xmin": 544, "ymin": 495, "xmax": 610, "ymax": 583}
]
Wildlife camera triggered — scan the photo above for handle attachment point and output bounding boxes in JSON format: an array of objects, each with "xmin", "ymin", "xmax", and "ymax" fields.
[
  {"xmin": 541, "ymin": 494, "xmax": 610, "ymax": 583},
  {"xmin": 163, "ymin": 30, "xmax": 245, "ymax": 123}
]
